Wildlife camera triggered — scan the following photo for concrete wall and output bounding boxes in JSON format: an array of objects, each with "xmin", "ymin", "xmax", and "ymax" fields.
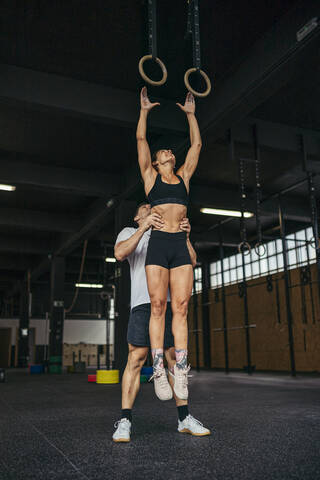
[
  {"xmin": 188, "ymin": 263, "xmax": 320, "ymax": 373},
  {"xmin": 0, "ymin": 318, "xmax": 113, "ymax": 346}
]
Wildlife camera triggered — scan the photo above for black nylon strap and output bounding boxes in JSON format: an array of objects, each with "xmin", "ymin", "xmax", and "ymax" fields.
[
  {"xmin": 192, "ymin": 0, "xmax": 201, "ymax": 70},
  {"xmin": 253, "ymin": 125, "xmax": 263, "ymax": 245},
  {"xmin": 238, "ymin": 157, "xmax": 247, "ymax": 243},
  {"xmin": 186, "ymin": 0, "xmax": 201, "ymax": 70},
  {"xmin": 148, "ymin": 0, "xmax": 157, "ymax": 59}
]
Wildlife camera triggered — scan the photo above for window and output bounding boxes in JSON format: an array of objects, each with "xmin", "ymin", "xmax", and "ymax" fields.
[
  {"xmin": 193, "ymin": 267, "xmax": 202, "ymax": 294},
  {"xmin": 210, "ymin": 226, "xmax": 316, "ymax": 289}
]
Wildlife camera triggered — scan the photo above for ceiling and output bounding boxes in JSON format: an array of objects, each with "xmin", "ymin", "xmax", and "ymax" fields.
[{"xmin": 0, "ymin": 0, "xmax": 319, "ymax": 296}]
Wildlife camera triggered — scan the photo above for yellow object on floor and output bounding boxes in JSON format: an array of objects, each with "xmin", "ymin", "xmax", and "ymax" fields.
[{"xmin": 96, "ymin": 369, "xmax": 119, "ymax": 384}]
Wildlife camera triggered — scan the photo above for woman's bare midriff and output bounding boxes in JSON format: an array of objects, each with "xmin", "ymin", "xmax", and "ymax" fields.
[{"xmin": 151, "ymin": 203, "xmax": 187, "ymax": 232}]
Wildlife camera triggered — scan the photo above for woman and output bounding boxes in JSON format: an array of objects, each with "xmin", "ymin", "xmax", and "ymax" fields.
[{"xmin": 136, "ymin": 87, "xmax": 201, "ymax": 400}]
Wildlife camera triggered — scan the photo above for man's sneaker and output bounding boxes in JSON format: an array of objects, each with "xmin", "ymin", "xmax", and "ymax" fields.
[
  {"xmin": 149, "ymin": 367, "xmax": 173, "ymax": 401},
  {"xmin": 178, "ymin": 415, "xmax": 211, "ymax": 436},
  {"xmin": 112, "ymin": 418, "xmax": 131, "ymax": 443},
  {"xmin": 172, "ymin": 364, "xmax": 191, "ymax": 400}
]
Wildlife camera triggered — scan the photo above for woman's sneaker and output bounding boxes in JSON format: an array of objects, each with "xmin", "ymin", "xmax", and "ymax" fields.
[
  {"xmin": 149, "ymin": 367, "xmax": 173, "ymax": 401},
  {"xmin": 178, "ymin": 415, "xmax": 211, "ymax": 436},
  {"xmin": 172, "ymin": 364, "xmax": 191, "ymax": 400},
  {"xmin": 112, "ymin": 418, "xmax": 131, "ymax": 443}
]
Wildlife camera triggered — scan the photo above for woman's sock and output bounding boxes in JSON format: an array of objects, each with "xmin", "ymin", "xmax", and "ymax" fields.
[
  {"xmin": 152, "ymin": 348, "xmax": 164, "ymax": 369},
  {"xmin": 175, "ymin": 349, "xmax": 188, "ymax": 370}
]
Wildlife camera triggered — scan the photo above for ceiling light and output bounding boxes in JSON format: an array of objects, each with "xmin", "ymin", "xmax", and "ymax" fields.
[
  {"xmin": 75, "ymin": 283, "xmax": 103, "ymax": 289},
  {"xmin": 200, "ymin": 208, "xmax": 254, "ymax": 218},
  {"xmin": 105, "ymin": 257, "xmax": 116, "ymax": 263},
  {"xmin": 0, "ymin": 184, "xmax": 16, "ymax": 191}
]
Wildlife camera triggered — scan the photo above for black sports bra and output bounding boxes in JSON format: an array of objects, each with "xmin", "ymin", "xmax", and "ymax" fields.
[{"xmin": 147, "ymin": 173, "xmax": 188, "ymax": 208}]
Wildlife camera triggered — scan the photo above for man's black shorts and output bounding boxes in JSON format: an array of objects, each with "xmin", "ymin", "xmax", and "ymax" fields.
[{"xmin": 127, "ymin": 302, "xmax": 174, "ymax": 348}]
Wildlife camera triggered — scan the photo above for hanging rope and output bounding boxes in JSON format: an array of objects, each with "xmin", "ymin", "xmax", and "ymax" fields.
[
  {"xmin": 253, "ymin": 125, "xmax": 266, "ymax": 257},
  {"xmin": 184, "ymin": 0, "xmax": 211, "ymax": 97},
  {"xmin": 65, "ymin": 239, "xmax": 88, "ymax": 314},
  {"xmin": 138, "ymin": 0, "xmax": 167, "ymax": 86},
  {"xmin": 238, "ymin": 156, "xmax": 251, "ymax": 256}
]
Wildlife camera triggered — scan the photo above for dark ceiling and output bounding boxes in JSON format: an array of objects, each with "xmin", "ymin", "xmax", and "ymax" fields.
[{"xmin": 0, "ymin": 0, "xmax": 319, "ymax": 295}]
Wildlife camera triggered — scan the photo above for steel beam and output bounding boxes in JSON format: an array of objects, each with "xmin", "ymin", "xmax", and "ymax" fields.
[
  {"xmin": 0, "ymin": 155, "xmax": 120, "ymax": 196},
  {"xmin": 0, "ymin": 64, "xmax": 186, "ymax": 136},
  {"xmin": 0, "ymin": 208, "xmax": 81, "ymax": 233}
]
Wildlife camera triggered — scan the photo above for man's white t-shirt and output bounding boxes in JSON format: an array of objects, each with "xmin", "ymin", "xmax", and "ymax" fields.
[{"xmin": 115, "ymin": 227, "xmax": 170, "ymax": 309}]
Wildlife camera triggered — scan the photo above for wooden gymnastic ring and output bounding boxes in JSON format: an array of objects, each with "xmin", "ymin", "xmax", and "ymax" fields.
[
  {"xmin": 184, "ymin": 68, "xmax": 212, "ymax": 98},
  {"xmin": 138, "ymin": 55, "xmax": 168, "ymax": 86},
  {"xmin": 238, "ymin": 241, "xmax": 251, "ymax": 256},
  {"xmin": 254, "ymin": 242, "xmax": 266, "ymax": 257}
]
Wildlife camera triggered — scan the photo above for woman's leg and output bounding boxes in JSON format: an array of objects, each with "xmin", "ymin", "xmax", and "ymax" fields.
[
  {"xmin": 146, "ymin": 265, "xmax": 169, "ymax": 353},
  {"xmin": 146, "ymin": 265, "xmax": 173, "ymax": 400},
  {"xmin": 170, "ymin": 264, "xmax": 193, "ymax": 398},
  {"xmin": 170, "ymin": 264, "xmax": 193, "ymax": 350}
]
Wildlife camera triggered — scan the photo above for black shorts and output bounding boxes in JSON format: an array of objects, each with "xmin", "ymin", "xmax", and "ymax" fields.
[
  {"xmin": 127, "ymin": 302, "xmax": 174, "ymax": 348},
  {"xmin": 145, "ymin": 230, "xmax": 192, "ymax": 269}
]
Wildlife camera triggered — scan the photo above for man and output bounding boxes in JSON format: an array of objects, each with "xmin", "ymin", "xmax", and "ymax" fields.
[{"xmin": 112, "ymin": 202, "xmax": 210, "ymax": 442}]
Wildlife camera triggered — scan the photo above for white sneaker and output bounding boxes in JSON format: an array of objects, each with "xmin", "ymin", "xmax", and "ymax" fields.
[
  {"xmin": 178, "ymin": 415, "xmax": 211, "ymax": 437},
  {"xmin": 149, "ymin": 367, "xmax": 173, "ymax": 401},
  {"xmin": 112, "ymin": 418, "xmax": 131, "ymax": 443},
  {"xmin": 171, "ymin": 364, "xmax": 191, "ymax": 400}
]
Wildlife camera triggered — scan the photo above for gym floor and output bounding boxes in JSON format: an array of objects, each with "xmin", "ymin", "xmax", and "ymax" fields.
[{"xmin": 1, "ymin": 370, "xmax": 319, "ymax": 480}]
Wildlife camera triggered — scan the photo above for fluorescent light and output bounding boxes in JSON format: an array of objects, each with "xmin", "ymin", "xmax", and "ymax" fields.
[
  {"xmin": 200, "ymin": 207, "xmax": 254, "ymax": 218},
  {"xmin": 0, "ymin": 184, "xmax": 16, "ymax": 191},
  {"xmin": 75, "ymin": 283, "xmax": 103, "ymax": 288},
  {"xmin": 105, "ymin": 257, "xmax": 116, "ymax": 263}
]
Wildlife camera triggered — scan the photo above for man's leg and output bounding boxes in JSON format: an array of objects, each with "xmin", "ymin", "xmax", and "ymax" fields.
[
  {"xmin": 113, "ymin": 344, "xmax": 148, "ymax": 443},
  {"xmin": 164, "ymin": 347, "xmax": 211, "ymax": 437},
  {"xmin": 122, "ymin": 344, "xmax": 148, "ymax": 412}
]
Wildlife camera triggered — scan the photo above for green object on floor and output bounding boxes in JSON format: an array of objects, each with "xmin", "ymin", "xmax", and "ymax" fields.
[
  {"xmin": 49, "ymin": 355, "xmax": 62, "ymax": 374},
  {"xmin": 140, "ymin": 374, "xmax": 148, "ymax": 383},
  {"xmin": 49, "ymin": 364, "xmax": 62, "ymax": 374}
]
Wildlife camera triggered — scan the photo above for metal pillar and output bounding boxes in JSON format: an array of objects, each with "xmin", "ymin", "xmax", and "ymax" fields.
[
  {"xmin": 219, "ymin": 224, "xmax": 229, "ymax": 374},
  {"xmin": 201, "ymin": 262, "xmax": 211, "ymax": 368},
  {"xmin": 301, "ymin": 134, "xmax": 320, "ymax": 304},
  {"xmin": 114, "ymin": 200, "xmax": 136, "ymax": 377},
  {"xmin": 278, "ymin": 197, "xmax": 296, "ymax": 376},
  {"xmin": 49, "ymin": 256, "xmax": 65, "ymax": 373},
  {"xmin": 18, "ymin": 277, "xmax": 30, "ymax": 368}
]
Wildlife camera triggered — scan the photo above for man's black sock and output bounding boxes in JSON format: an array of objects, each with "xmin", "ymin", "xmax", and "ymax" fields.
[
  {"xmin": 177, "ymin": 405, "xmax": 189, "ymax": 422},
  {"xmin": 121, "ymin": 409, "xmax": 132, "ymax": 422}
]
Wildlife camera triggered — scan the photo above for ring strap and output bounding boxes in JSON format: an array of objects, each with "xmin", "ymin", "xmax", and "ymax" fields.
[
  {"xmin": 148, "ymin": 0, "xmax": 157, "ymax": 59},
  {"xmin": 253, "ymin": 124, "xmax": 263, "ymax": 246},
  {"xmin": 186, "ymin": 0, "xmax": 201, "ymax": 70},
  {"xmin": 192, "ymin": 0, "xmax": 201, "ymax": 70}
]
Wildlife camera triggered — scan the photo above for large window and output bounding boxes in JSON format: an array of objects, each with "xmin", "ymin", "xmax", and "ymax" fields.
[
  {"xmin": 210, "ymin": 227, "xmax": 316, "ymax": 289},
  {"xmin": 193, "ymin": 266, "xmax": 202, "ymax": 294}
]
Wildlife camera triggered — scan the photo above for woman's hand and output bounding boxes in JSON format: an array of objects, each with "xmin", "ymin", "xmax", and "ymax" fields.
[
  {"xmin": 140, "ymin": 86, "xmax": 160, "ymax": 112},
  {"xmin": 176, "ymin": 92, "xmax": 195, "ymax": 115},
  {"xmin": 180, "ymin": 217, "xmax": 191, "ymax": 237}
]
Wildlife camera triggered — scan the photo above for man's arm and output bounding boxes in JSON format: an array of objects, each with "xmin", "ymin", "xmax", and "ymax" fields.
[
  {"xmin": 114, "ymin": 213, "xmax": 164, "ymax": 262},
  {"xmin": 186, "ymin": 237, "xmax": 197, "ymax": 268},
  {"xmin": 176, "ymin": 93, "xmax": 202, "ymax": 188},
  {"xmin": 180, "ymin": 217, "xmax": 197, "ymax": 268},
  {"xmin": 136, "ymin": 87, "xmax": 159, "ymax": 190}
]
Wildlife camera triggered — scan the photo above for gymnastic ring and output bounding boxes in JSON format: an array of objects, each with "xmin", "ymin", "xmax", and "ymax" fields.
[
  {"xmin": 184, "ymin": 68, "xmax": 212, "ymax": 98},
  {"xmin": 254, "ymin": 242, "xmax": 266, "ymax": 257},
  {"xmin": 308, "ymin": 237, "xmax": 319, "ymax": 249},
  {"xmin": 238, "ymin": 241, "xmax": 251, "ymax": 256},
  {"xmin": 138, "ymin": 55, "xmax": 168, "ymax": 86}
]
